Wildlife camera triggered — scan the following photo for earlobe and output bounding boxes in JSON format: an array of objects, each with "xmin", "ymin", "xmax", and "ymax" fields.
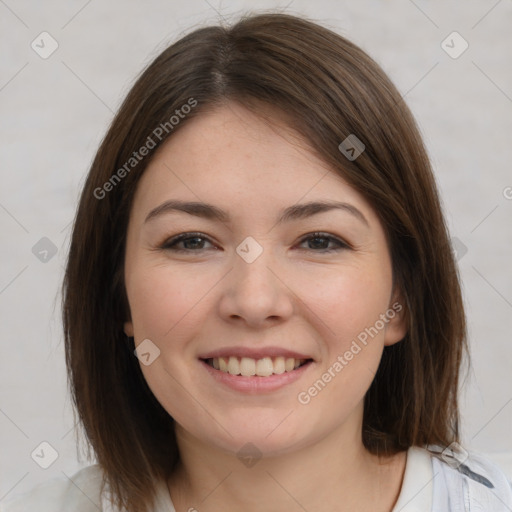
[
  {"xmin": 124, "ymin": 320, "xmax": 134, "ymax": 337},
  {"xmin": 383, "ymin": 291, "xmax": 408, "ymax": 346}
]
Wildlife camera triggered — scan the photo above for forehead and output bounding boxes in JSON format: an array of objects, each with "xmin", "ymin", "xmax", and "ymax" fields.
[
  {"xmin": 131, "ymin": 102, "xmax": 375, "ymax": 223},
  {"xmin": 151, "ymin": 102, "xmax": 326, "ymax": 180}
]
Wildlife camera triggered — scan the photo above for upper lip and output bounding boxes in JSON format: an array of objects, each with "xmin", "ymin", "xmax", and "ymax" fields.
[{"xmin": 199, "ymin": 346, "xmax": 314, "ymax": 361}]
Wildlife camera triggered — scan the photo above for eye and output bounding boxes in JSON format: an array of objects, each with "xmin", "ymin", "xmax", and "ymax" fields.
[
  {"xmin": 296, "ymin": 232, "xmax": 349, "ymax": 253},
  {"xmin": 160, "ymin": 232, "xmax": 216, "ymax": 252},
  {"xmin": 159, "ymin": 231, "xmax": 350, "ymax": 254}
]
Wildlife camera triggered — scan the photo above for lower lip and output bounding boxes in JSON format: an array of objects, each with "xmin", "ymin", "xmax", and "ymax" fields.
[{"xmin": 199, "ymin": 359, "xmax": 314, "ymax": 393}]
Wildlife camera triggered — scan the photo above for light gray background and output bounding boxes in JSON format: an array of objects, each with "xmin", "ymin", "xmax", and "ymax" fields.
[{"xmin": 1, "ymin": 0, "xmax": 511, "ymax": 501}]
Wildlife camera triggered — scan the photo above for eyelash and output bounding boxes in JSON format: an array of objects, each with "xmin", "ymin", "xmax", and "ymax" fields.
[{"xmin": 159, "ymin": 231, "xmax": 350, "ymax": 254}]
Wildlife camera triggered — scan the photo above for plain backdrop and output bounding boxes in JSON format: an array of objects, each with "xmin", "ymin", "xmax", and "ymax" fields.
[{"xmin": 1, "ymin": 0, "xmax": 511, "ymax": 501}]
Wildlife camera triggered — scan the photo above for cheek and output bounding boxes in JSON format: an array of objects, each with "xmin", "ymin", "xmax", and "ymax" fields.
[
  {"xmin": 126, "ymin": 262, "xmax": 212, "ymax": 338},
  {"xmin": 299, "ymin": 266, "xmax": 392, "ymax": 411},
  {"xmin": 126, "ymin": 263, "xmax": 212, "ymax": 421},
  {"xmin": 303, "ymin": 263, "xmax": 392, "ymax": 345}
]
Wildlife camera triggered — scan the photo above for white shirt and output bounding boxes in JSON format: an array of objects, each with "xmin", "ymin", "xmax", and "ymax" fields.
[
  {"xmin": 392, "ymin": 446, "xmax": 433, "ymax": 512},
  {"xmin": 1, "ymin": 446, "xmax": 510, "ymax": 511}
]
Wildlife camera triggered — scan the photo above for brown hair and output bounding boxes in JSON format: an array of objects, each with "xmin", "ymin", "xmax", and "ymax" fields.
[{"xmin": 62, "ymin": 12, "xmax": 468, "ymax": 512}]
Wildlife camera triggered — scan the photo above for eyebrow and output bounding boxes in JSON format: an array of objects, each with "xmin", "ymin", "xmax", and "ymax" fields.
[{"xmin": 144, "ymin": 199, "xmax": 369, "ymax": 227}]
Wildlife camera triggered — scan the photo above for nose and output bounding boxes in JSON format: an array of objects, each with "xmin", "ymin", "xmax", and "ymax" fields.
[{"xmin": 217, "ymin": 243, "xmax": 294, "ymax": 328}]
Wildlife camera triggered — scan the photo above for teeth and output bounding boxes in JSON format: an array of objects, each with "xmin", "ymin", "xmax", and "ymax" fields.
[
  {"xmin": 285, "ymin": 357, "xmax": 295, "ymax": 372},
  {"xmin": 256, "ymin": 357, "xmax": 273, "ymax": 377},
  {"xmin": 219, "ymin": 357, "xmax": 228, "ymax": 372},
  {"xmin": 273, "ymin": 356, "xmax": 285, "ymax": 374},
  {"xmin": 209, "ymin": 356, "xmax": 309, "ymax": 377},
  {"xmin": 227, "ymin": 356, "xmax": 240, "ymax": 376},
  {"xmin": 240, "ymin": 357, "xmax": 256, "ymax": 376}
]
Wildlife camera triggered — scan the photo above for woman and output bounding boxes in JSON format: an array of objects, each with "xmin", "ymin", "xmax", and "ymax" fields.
[{"xmin": 2, "ymin": 12, "xmax": 511, "ymax": 512}]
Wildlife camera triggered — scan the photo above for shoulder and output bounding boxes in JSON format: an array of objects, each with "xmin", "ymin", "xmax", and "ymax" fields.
[
  {"xmin": 0, "ymin": 465, "xmax": 105, "ymax": 512},
  {"xmin": 427, "ymin": 444, "xmax": 512, "ymax": 511}
]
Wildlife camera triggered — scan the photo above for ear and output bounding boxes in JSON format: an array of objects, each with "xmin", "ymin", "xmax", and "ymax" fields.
[
  {"xmin": 383, "ymin": 287, "xmax": 408, "ymax": 347},
  {"xmin": 124, "ymin": 320, "xmax": 134, "ymax": 337}
]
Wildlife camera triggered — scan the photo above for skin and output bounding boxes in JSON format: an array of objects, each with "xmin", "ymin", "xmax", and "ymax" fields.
[{"xmin": 123, "ymin": 101, "xmax": 408, "ymax": 512}]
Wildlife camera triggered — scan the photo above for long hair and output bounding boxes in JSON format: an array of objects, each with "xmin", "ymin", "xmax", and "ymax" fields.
[{"xmin": 62, "ymin": 12, "xmax": 468, "ymax": 512}]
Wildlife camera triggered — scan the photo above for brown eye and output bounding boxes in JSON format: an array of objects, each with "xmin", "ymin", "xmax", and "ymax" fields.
[
  {"xmin": 161, "ymin": 232, "xmax": 215, "ymax": 252},
  {"xmin": 297, "ymin": 232, "xmax": 349, "ymax": 252}
]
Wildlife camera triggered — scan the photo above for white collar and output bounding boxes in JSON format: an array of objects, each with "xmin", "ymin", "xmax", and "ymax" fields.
[{"xmin": 392, "ymin": 446, "xmax": 433, "ymax": 512}]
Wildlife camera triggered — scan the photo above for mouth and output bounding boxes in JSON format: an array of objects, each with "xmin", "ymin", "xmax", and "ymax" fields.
[{"xmin": 201, "ymin": 356, "xmax": 313, "ymax": 377}]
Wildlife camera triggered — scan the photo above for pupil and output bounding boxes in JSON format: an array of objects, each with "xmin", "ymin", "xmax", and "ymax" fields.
[
  {"xmin": 310, "ymin": 237, "xmax": 327, "ymax": 249},
  {"xmin": 185, "ymin": 237, "xmax": 203, "ymax": 249}
]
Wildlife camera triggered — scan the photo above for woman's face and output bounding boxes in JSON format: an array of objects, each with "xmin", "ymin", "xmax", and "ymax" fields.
[{"xmin": 123, "ymin": 101, "xmax": 406, "ymax": 457}]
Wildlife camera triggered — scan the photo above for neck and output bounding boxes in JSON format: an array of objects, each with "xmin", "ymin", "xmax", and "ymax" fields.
[{"xmin": 168, "ymin": 409, "xmax": 407, "ymax": 512}]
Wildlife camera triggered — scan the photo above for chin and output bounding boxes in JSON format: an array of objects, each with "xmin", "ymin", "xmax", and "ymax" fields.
[{"xmin": 202, "ymin": 420, "xmax": 311, "ymax": 460}]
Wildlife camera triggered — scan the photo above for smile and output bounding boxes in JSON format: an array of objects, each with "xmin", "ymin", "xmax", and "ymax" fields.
[{"xmin": 203, "ymin": 356, "xmax": 311, "ymax": 377}]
